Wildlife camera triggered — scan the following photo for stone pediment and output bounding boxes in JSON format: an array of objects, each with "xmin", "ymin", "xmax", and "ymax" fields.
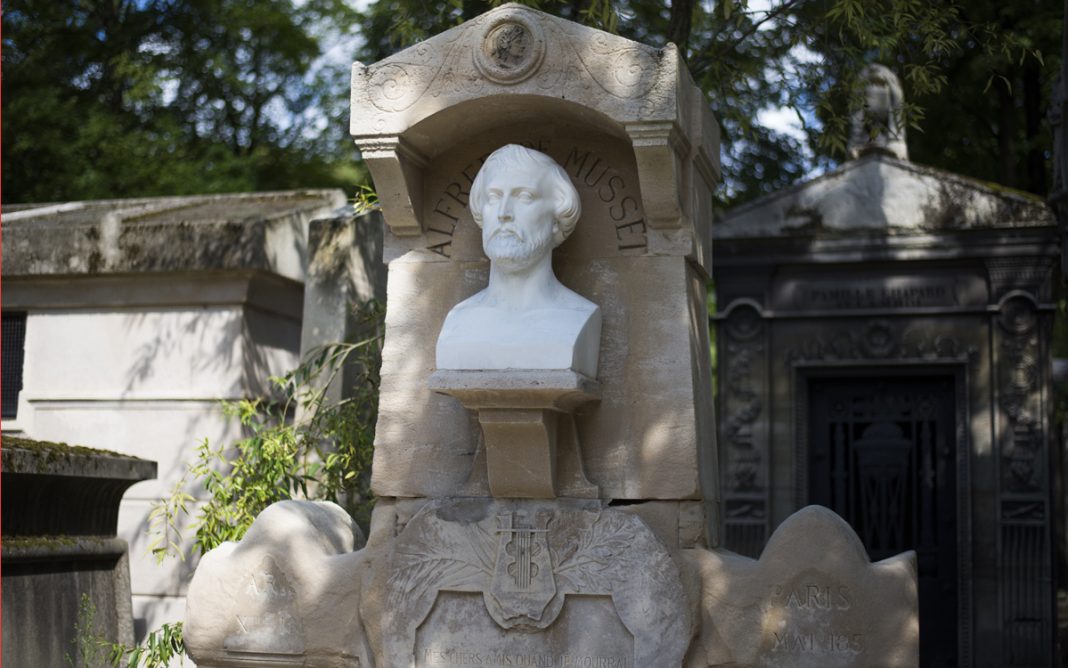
[
  {"xmin": 716, "ymin": 153, "xmax": 1054, "ymax": 239},
  {"xmin": 351, "ymin": 3, "xmax": 704, "ymax": 144}
]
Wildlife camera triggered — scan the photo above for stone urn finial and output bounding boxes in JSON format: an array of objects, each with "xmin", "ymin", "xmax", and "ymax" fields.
[{"xmin": 848, "ymin": 64, "xmax": 908, "ymax": 161}]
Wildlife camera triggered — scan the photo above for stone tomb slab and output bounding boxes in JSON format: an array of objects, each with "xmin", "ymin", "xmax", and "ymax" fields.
[
  {"xmin": 686, "ymin": 505, "xmax": 918, "ymax": 667},
  {"xmin": 417, "ymin": 593, "xmax": 633, "ymax": 668},
  {"xmin": 365, "ymin": 498, "xmax": 692, "ymax": 668}
]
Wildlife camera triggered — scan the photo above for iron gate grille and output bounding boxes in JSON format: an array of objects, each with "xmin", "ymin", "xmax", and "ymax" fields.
[
  {"xmin": 808, "ymin": 375, "xmax": 958, "ymax": 667},
  {"xmin": 2, "ymin": 311, "xmax": 28, "ymax": 419}
]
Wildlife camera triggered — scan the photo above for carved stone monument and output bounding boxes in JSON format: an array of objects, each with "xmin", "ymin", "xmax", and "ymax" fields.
[{"xmin": 184, "ymin": 6, "xmax": 918, "ymax": 667}]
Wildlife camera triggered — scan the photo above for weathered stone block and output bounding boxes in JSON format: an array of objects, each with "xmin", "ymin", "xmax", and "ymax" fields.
[
  {"xmin": 1, "ymin": 438, "xmax": 156, "ymax": 668},
  {"xmin": 686, "ymin": 506, "xmax": 918, "ymax": 667},
  {"xmin": 184, "ymin": 500, "xmax": 369, "ymax": 668}
]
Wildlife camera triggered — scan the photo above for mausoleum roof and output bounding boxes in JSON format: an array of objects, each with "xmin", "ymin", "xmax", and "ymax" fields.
[
  {"xmin": 2, "ymin": 189, "xmax": 346, "ymax": 280},
  {"xmin": 716, "ymin": 153, "xmax": 1054, "ymax": 240}
]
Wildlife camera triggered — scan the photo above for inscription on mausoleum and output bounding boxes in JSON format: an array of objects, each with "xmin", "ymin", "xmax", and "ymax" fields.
[
  {"xmin": 778, "ymin": 276, "xmax": 965, "ymax": 310},
  {"xmin": 415, "ymin": 593, "xmax": 633, "ymax": 668},
  {"xmin": 762, "ymin": 581, "xmax": 865, "ymax": 658}
]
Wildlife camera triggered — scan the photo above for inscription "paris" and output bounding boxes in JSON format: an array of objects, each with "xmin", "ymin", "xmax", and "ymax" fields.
[{"xmin": 769, "ymin": 583, "xmax": 852, "ymax": 610}]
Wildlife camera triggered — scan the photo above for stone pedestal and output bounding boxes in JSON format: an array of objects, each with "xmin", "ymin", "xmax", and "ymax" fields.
[{"xmin": 429, "ymin": 370, "xmax": 599, "ymax": 498}]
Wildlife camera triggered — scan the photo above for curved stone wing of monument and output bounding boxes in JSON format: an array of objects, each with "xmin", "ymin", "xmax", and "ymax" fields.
[{"xmin": 184, "ymin": 500, "xmax": 371, "ymax": 668}]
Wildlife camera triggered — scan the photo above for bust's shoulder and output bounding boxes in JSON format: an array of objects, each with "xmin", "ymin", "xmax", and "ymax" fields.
[
  {"xmin": 443, "ymin": 285, "xmax": 598, "ymax": 323},
  {"xmin": 553, "ymin": 285, "xmax": 599, "ymax": 314},
  {"xmin": 447, "ymin": 289, "xmax": 490, "ymax": 314}
]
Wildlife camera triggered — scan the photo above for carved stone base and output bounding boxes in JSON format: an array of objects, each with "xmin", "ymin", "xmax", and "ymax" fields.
[
  {"xmin": 184, "ymin": 501, "xmax": 918, "ymax": 668},
  {"xmin": 478, "ymin": 408, "xmax": 559, "ymax": 498}
]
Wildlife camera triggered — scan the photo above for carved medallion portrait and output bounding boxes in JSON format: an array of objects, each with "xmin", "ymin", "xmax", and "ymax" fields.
[{"xmin": 474, "ymin": 12, "xmax": 546, "ymax": 84}]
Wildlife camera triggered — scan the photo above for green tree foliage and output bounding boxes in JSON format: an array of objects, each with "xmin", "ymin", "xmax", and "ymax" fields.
[
  {"xmin": 4, "ymin": 1, "xmax": 1058, "ymax": 206},
  {"xmin": 149, "ymin": 299, "xmax": 384, "ymax": 561},
  {"xmin": 903, "ymin": 0, "xmax": 1062, "ymax": 195},
  {"xmin": 354, "ymin": 0, "xmax": 1057, "ymax": 206},
  {"xmin": 67, "ymin": 594, "xmax": 186, "ymax": 668},
  {"xmin": 2, "ymin": 0, "xmax": 365, "ymax": 203}
]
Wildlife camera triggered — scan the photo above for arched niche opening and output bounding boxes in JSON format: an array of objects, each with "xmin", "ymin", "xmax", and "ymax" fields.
[{"xmin": 406, "ymin": 95, "xmax": 646, "ymax": 263}]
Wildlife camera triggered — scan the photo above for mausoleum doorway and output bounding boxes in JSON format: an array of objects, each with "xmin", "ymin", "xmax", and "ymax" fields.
[{"xmin": 806, "ymin": 371, "xmax": 959, "ymax": 666}]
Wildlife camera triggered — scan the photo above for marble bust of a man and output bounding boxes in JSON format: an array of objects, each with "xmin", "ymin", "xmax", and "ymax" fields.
[{"xmin": 435, "ymin": 144, "xmax": 601, "ymax": 377}]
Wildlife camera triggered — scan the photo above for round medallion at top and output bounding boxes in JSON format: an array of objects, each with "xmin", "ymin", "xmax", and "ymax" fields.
[
  {"xmin": 725, "ymin": 304, "xmax": 763, "ymax": 341},
  {"xmin": 998, "ymin": 295, "xmax": 1038, "ymax": 335},
  {"xmin": 475, "ymin": 13, "xmax": 545, "ymax": 84}
]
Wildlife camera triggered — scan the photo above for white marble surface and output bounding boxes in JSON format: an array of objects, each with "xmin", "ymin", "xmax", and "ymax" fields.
[{"xmin": 435, "ymin": 145, "xmax": 601, "ymax": 376}]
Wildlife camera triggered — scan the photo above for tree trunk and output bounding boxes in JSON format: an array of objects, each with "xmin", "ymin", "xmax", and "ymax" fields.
[
  {"xmin": 997, "ymin": 73, "xmax": 1018, "ymax": 189},
  {"xmin": 1023, "ymin": 61, "xmax": 1046, "ymax": 195},
  {"xmin": 669, "ymin": 0, "xmax": 694, "ymax": 59}
]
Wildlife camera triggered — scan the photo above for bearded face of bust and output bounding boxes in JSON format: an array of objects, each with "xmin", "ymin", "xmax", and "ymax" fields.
[{"xmin": 479, "ymin": 163, "xmax": 558, "ymax": 273}]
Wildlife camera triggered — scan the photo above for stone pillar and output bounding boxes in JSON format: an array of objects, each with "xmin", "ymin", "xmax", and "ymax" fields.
[{"xmin": 300, "ymin": 208, "xmax": 386, "ymax": 406}]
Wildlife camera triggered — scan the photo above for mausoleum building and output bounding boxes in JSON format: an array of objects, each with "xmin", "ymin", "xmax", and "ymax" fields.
[
  {"xmin": 0, "ymin": 190, "xmax": 375, "ymax": 635},
  {"xmin": 715, "ymin": 119, "xmax": 1061, "ymax": 666}
]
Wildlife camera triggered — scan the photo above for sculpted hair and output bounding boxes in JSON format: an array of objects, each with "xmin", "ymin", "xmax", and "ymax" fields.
[{"xmin": 469, "ymin": 144, "xmax": 581, "ymax": 247}]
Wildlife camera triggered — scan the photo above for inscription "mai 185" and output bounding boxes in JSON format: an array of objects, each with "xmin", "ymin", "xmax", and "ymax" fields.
[
  {"xmin": 422, "ymin": 648, "xmax": 629, "ymax": 667},
  {"xmin": 425, "ymin": 143, "xmax": 647, "ymax": 257},
  {"xmin": 771, "ymin": 632, "xmax": 864, "ymax": 654}
]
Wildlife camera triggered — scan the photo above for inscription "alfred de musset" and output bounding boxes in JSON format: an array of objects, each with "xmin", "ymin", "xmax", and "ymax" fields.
[
  {"xmin": 422, "ymin": 648, "xmax": 629, "ymax": 667},
  {"xmin": 425, "ymin": 143, "xmax": 647, "ymax": 257}
]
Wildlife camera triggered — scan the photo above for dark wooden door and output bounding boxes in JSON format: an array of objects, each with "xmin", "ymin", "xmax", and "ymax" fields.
[{"xmin": 809, "ymin": 375, "xmax": 958, "ymax": 667}]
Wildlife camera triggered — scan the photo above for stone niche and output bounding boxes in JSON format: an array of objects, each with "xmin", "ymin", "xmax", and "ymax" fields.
[{"xmin": 351, "ymin": 3, "xmax": 721, "ymax": 516}]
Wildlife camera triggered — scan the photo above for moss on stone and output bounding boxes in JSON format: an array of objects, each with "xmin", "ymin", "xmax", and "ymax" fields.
[
  {"xmin": 2, "ymin": 436, "xmax": 153, "ymax": 476},
  {"xmin": 3, "ymin": 436, "xmax": 128, "ymax": 459},
  {"xmin": 3, "ymin": 535, "xmax": 80, "ymax": 549}
]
